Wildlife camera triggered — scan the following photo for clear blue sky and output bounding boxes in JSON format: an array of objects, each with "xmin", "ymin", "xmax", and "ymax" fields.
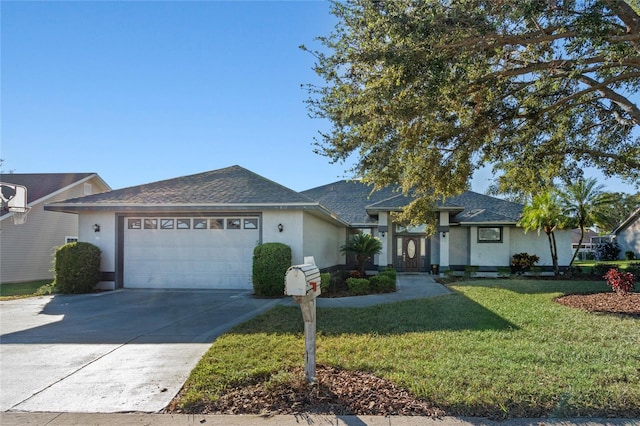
[{"xmin": 1, "ymin": 0, "xmax": 637, "ymax": 195}]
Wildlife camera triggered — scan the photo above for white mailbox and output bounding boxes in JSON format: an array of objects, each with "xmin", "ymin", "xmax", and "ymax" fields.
[{"xmin": 285, "ymin": 263, "xmax": 321, "ymax": 297}]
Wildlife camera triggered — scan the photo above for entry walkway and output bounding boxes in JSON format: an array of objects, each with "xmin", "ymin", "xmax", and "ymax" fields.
[{"xmin": 315, "ymin": 273, "xmax": 451, "ymax": 308}]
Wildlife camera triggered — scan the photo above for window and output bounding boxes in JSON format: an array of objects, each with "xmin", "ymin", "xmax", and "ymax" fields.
[
  {"xmin": 210, "ymin": 218, "xmax": 224, "ymax": 229},
  {"xmin": 227, "ymin": 219, "xmax": 241, "ymax": 229},
  {"xmin": 65, "ymin": 236, "xmax": 78, "ymax": 243},
  {"xmin": 193, "ymin": 219, "xmax": 207, "ymax": 229},
  {"xmin": 243, "ymin": 218, "xmax": 258, "ymax": 229},
  {"xmin": 144, "ymin": 219, "xmax": 158, "ymax": 229},
  {"xmin": 128, "ymin": 218, "xmax": 142, "ymax": 229},
  {"xmin": 160, "ymin": 219, "xmax": 174, "ymax": 229},
  {"xmin": 478, "ymin": 227, "xmax": 502, "ymax": 243},
  {"xmin": 395, "ymin": 224, "xmax": 427, "ymax": 233},
  {"xmin": 177, "ymin": 219, "xmax": 191, "ymax": 229}
]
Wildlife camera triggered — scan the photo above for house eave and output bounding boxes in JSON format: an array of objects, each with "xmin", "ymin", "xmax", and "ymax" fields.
[{"xmin": 45, "ymin": 202, "xmax": 351, "ymax": 226}]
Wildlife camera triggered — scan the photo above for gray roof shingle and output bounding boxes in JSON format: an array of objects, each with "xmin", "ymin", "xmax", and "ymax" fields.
[
  {"xmin": 48, "ymin": 166, "xmax": 316, "ymax": 208},
  {"xmin": 303, "ymin": 180, "xmax": 523, "ymax": 225}
]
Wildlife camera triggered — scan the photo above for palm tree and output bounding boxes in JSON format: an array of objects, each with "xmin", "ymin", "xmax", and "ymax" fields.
[
  {"xmin": 559, "ymin": 177, "xmax": 609, "ymax": 268},
  {"xmin": 340, "ymin": 232, "xmax": 383, "ymax": 277},
  {"xmin": 518, "ymin": 191, "xmax": 565, "ymax": 276}
]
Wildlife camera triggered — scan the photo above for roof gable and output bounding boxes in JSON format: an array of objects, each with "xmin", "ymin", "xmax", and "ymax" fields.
[
  {"xmin": 613, "ymin": 206, "xmax": 640, "ymax": 235},
  {"xmin": 49, "ymin": 166, "xmax": 315, "ymax": 207},
  {"xmin": 0, "ymin": 173, "xmax": 98, "ymax": 204}
]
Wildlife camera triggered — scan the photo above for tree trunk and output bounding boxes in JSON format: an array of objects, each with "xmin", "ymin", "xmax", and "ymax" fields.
[
  {"xmin": 546, "ymin": 230, "xmax": 560, "ymax": 276},
  {"xmin": 567, "ymin": 226, "xmax": 584, "ymax": 269}
]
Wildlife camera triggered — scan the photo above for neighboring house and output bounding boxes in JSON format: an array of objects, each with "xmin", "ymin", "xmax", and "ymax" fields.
[
  {"xmin": 45, "ymin": 165, "xmax": 572, "ymax": 290},
  {"xmin": 0, "ymin": 173, "xmax": 111, "ymax": 283},
  {"xmin": 570, "ymin": 228, "xmax": 599, "ymax": 261},
  {"xmin": 613, "ymin": 206, "xmax": 640, "ymax": 259}
]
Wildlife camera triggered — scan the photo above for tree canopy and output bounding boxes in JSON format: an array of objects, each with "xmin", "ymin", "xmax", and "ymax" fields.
[{"xmin": 304, "ymin": 0, "xmax": 640, "ymax": 221}]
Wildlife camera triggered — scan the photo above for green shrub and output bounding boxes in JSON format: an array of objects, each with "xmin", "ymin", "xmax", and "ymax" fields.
[
  {"xmin": 528, "ymin": 266, "xmax": 542, "ymax": 277},
  {"xmin": 625, "ymin": 251, "xmax": 636, "ymax": 260},
  {"xmin": 464, "ymin": 265, "xmax": 479, "ymax": 278},
  {"xmin": 378, "ymin": 267, "xmax": 397, "ymax": 281},
  {"xmin": 346, "ymin": 277, "xmax": 370, "ymax": 295},
  {"xmin": 369, "ymin": 274, "xmax": 396, "ymax": 293},
  {"xmin": 53, "ymin": 242, "xmax": 101, "ymax": 294},
  {"xmin": 592, "ymin": 263, "xmax": 614, "ymax": 276},
  {"xmin": 320, "ymin": 273, "xmax": 331, "ymax": 292},
  {"xmin": 511, "ymin": 253, "xmax": 539, "ymax": 274},
  {"xmin": 252, "ymin": 243, "xmax": 291, "ymax": 297}
]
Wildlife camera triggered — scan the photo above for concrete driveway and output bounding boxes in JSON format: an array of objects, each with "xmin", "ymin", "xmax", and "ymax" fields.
[{"xmin": 0, "ymin": 289, "xmax": 281, "ymax": 413}]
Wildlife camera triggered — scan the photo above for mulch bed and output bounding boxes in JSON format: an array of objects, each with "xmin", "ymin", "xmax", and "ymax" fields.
[
  {"xmin": 556, "ymin": 292, "xmax": 640, "ymax": 317},
  {"xmin": 167, "ymin": 365, "xmax": 444, "ymax": 417}
]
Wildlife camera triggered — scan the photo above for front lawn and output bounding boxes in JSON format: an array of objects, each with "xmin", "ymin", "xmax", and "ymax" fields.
[
  {"xmin": 0, "ymin": 279, "xmax": 54, "ymax": 299},
  {"xmin": 173, "ymin": 279, "xmax": 639, "ymax": 418}
]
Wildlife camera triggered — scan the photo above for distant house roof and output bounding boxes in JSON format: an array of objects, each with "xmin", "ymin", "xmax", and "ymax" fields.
[
  {"xmin": 1, "ymin": 173, "xmax": 109, "ymax": 217},
  {"xmin": 613, "ymin": 206, "xmax": 640, "ymax": 235},
  {"xmin": 303, "ymin": 180, "xmax": 523, "ymax": 225},
  {"xmin": 45, "ymin": 166, "xmax": 347, "ymax": 224}
]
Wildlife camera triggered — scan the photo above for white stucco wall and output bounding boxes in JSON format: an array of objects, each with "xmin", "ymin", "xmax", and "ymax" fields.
[
  {"xmin": 78, "ymin": 212, "xmax": 116, "ymax": 286},
  {"xmin": 468, "ymin": 226, "xmax": 512, "ymax": 266},
  {"xmin": 510, "ymin": 228, "xmax": 573, "ymax": 267},
  {"xmin": 302, "ymin": 212, "xmax": 344, "ymax": 269},
  {"xmin": 262, "ymin": 210, "xmax": 305, "ymax": 264},
  {"xmin": 616, "ymin": 218, "xmax": 640, "ymax": 259},
  {"xmin": 449, "ymin": 226, "xmax": 468, "ymax": 266}
]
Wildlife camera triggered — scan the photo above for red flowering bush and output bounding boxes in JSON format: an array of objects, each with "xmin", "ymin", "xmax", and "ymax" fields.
[{"xmin": 603, "ymin": 268, "xmax": 635, "ymax": 296}]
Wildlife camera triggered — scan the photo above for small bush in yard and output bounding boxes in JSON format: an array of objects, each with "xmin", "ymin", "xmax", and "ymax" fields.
[
  {"xmin": 252, "ymin": 243, "xmax": 291, "ymax": 297},
  {"xmin": 369, "ymin": 274, "xmax": 395, "ymax": 293},
  {"xmin": 320, "ymin": 273, "xmax": 331, "ymax": 293},
  {"xmin": 603, "ymin": 268, "xmax": 635, "ymax": 296},
  {"xmin": 346, "ymin": 277, "xmax": 370, "ymax": 295},
  {"xmin": 510, "ymin": 253, "xmax": 539, "ymax": 274},
  {"xmin": 53, "ymin": 242, "xmax": 101, "ymax": 294},
  {"xmin": 595, "ymin": 241, "xmax": 621, "ymax": 261}
]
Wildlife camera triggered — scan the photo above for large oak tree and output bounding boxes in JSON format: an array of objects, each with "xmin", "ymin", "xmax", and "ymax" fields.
[{"xmin": 304, "ymin": 0, "xmax": 640, "ymax": 223}]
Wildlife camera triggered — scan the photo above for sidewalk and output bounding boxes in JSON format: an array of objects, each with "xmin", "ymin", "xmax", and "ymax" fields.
[{"xmin": 1, "ymin": 412, "xmax": 638, "ymax": 425}]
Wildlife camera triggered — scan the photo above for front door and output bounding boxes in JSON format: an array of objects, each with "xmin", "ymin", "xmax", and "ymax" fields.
[{"xmin": 403, "ymin": 236, "xmax": 420, "ymax": 272}]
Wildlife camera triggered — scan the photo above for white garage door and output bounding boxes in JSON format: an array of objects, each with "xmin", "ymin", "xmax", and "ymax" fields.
[{"xmin": 123, "ymin": 216, "xmax": 259, "ymax": 289}]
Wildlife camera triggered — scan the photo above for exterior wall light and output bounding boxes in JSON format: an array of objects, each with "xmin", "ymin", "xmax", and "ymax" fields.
[
  {"xmin": 93, "ymin": 224, "xmax": 101, "ymax": 232},
  {"xmin": 278, "ymin": 223, "xmax": 284, "ymax": 232}
]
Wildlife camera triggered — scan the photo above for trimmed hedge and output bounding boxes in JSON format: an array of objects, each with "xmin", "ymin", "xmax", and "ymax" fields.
[
  {"xmin": 346, "ymin": 277, "xmax": 370, "ymax": 295},
  {"xmin": 369, "ymin": 274, "xmax": 395, "ymax": 293},
  {"xmin": 320, "ymin": 273, "xmax": 331, "ymax": 293},
  {"xmin": 53, "ymin": 242, "xmax": 101, "ymax": 294},
  {"xmin": 252, "ymin": 243, "xmax": 291, "ymax": 297}
]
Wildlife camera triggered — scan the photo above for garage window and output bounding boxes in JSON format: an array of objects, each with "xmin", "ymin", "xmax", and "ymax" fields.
[
  {"xmin": 210, "ymin": 218, "xmax": 224, "ymax": 229},
  {"xmin": 194, "ymin": 219, "xmax": 207, "ymax": 229},
  {"xmin": 177, "ymin": 219, "xmax": 191, "ymax": 229},
  {"xmin": 128, "ymin": 218, "xmax": 142, "ymax": 229},
  {"xmin": 244, "ymin": 218, "xmax": 258, "ymax": 229},
  {"xmin": 160, "ymin": 219, "xmax": 174, "ymax": 229},
  {"xmin": 227, "ymin": 219, "xmax": 241, "ymax": 229},
  {"xmin": 144, "ymin": 219, "xmax": 158, "ymax": 229}
]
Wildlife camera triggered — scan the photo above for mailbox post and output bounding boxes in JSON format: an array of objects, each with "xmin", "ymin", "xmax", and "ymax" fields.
[{"xmin": 284, "ymin": 256, "xmax": 321, "ymax": 383}]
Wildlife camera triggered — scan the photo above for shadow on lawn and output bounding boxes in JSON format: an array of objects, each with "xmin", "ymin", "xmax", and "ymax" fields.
[{"xmin": 233, "ymin": 291, "xmax": 519, "ymax": 336}]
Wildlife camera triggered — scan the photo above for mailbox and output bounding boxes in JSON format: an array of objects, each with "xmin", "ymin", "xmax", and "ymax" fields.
[{"xmin": 285, "ymin": 263, "xmax": 321, "ymax": 297}]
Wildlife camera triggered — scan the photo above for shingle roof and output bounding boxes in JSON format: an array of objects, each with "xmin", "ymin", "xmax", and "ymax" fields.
[
  {"xmin": 303, "ymin": 180, "xmax": 523, "ymax": 225},
  {"xmin": 47, "ymin": 165, "xmax": 318, "ymax": 209},
  {"xmin": 301, "ymin": 180, "xmax": 400, "ymax": 225},
  {"xmin": 0, "ymin": 173, "xmax": 97, "ymax": 204}
]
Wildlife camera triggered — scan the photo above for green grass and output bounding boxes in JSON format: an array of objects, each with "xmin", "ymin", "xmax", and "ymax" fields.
[
  {"xmin": 0, "ymin": 279, "xmax": 54, "ymax": 299},
  {"xmin": 177, "ymin": 279, "xmax": 640, "ymax": 418},
  {"xmin": 575, "ymin": 259, "xmax": 638, "ymax": 268}
]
